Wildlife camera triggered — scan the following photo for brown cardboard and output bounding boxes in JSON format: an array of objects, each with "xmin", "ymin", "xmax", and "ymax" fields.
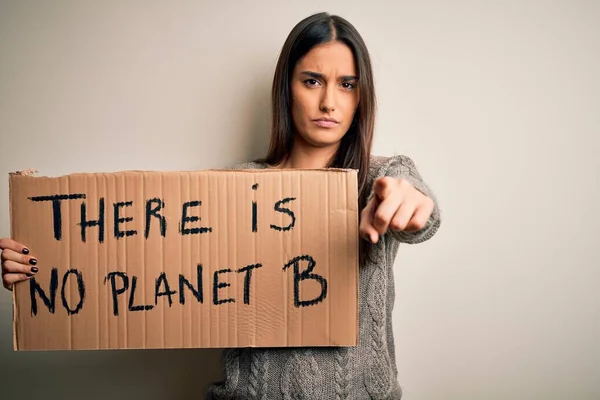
[{"xmin": 9, "ymin": 168, "xmax": 358, "ymax": 350}]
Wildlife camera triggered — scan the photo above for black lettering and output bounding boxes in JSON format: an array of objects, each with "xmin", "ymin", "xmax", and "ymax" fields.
[
  {"xmin": 252, "ymin": 183, "xmax": 258, "ymax": 232},
  {"xmin": 114, "ymin": 201, "xmax": 137, "ymax": 238},
  {"xmin": 28, "ymin": 194, "xmax": 86, "ymax": 241},
  {"xmin": 155, "ymin": 272, "xmax": 176, "ymax": 307},
  {"xmin": 252, "ymin": 201, "xmax": 258, "ymax": 232},
  {"xmin": 128, "ymin": 276, "xmax": 154, "ymax": 312},
  {"xmin": 179, "ymin": 201, "xmax": 212, "ymax": 235},
  {"xmin": 60, "ymin": 269, "xmax": 85, "ymax": 315},
  {"xmin": 104, "ymin": 272, "xmax": 129, "ymax": 316},
  {"xmin": 30, "ymin": 267, "xmax": 59, "ymax": 316},
  {"xmin": 79, "ymin": 197, "xmax": 105, "ymax": 243},
  {"xmin": 282, "ymin": 255, "xmax": 327, "ymax": 307},
  {"xmin": 236, "ymin": 263, "xmax": 262, "ymax": 305},
  {"xmin": 270, "ymin": 197, "xmax": 296, "ymax": 231},
  {"xmin": 145, "ymin": 198, "xmax": 166, "ymax": 238},
  {"xmin": 213, "ymin": 269, "xmax": 235, "ymax": 305},
  {"xmin": 179, "ymin": 264, "xmax": 203, "ymax": 305}
]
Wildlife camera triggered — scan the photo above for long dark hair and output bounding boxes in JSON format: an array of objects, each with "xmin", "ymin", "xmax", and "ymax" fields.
[{"xmin": 259, "ymin": 12, "xmax": 376, "ymax": 263}]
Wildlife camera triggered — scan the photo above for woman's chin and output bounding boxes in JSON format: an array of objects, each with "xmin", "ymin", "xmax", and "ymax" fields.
[
  {"xmin": 302, "ymin": 131, "xmax": 345, "ymax": 148},
  {"xmin": 306, "ymin": 139, "xmax": 342, "ymax": 149}
]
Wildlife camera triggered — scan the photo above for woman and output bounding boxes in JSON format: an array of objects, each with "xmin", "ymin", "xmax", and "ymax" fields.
[{"xmin": 1, "ymin": 12, "xmax": 441, "ymax": 400}]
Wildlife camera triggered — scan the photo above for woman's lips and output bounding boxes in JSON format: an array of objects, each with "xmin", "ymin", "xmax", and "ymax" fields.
[{"xmin": 313, "ymin": 118, "xmax": 339, "ymax": 128}]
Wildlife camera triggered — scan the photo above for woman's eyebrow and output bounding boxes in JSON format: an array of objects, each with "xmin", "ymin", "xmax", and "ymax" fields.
[{"xmin": 299, "ymin": 71, "xmax": 359, "ymax": 81}]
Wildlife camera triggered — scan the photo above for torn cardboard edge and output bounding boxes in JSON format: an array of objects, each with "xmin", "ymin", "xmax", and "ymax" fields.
[{"xmin": 10, "ymin": 167, "xmax": 356, "ymax": 178}]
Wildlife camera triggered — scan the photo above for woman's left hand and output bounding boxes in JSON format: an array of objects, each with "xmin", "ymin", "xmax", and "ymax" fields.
[{"xmin": 360, "ymin": 177, "xmax": 435, "ymax": 243}]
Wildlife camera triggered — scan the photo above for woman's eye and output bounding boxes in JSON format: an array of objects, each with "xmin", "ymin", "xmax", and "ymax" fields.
[
  {"xmin": 304, "ymin": 78, "xmax": 320, "ymax": 87},
  {"xmin": 341, "ymin": 82, "xmax": 356, "ymax": 90}
]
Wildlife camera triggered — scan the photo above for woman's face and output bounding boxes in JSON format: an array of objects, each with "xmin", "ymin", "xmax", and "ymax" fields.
[{"xmin": 290, "ymin": 41, "xmax": 360, "ymax": 150}]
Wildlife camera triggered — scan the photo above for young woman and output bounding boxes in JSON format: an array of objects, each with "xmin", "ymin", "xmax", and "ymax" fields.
[{"xmin": 1, "ymin": 12, "xmax": 441, "ymax": 400}]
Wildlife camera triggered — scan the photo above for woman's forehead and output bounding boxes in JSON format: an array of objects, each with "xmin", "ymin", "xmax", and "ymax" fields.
[{"xmin": 294, "ymin": 42, "xmax": 357, "ymax": 75}]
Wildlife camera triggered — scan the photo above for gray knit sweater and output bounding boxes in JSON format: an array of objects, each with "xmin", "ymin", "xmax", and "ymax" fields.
[{"xmin": 205, "ymin": 155, "xmax": 441, "ymax": 400}]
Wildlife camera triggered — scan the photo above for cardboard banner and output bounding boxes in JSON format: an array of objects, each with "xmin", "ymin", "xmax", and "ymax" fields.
[{"xmin": 9, "ymin": 169, "xmax": 358, "ymax": 350}]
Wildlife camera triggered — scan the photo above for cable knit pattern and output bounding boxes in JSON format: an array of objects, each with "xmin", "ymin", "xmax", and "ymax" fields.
[
  {"xmin": 248, "ymin": 349, "xmax": 269, "ymax": 399},
  {"xmin": 281, "ymin": 349, "xmax": 322, "ymax": 400},
  {"xmin": 334, "ymin": 347, "xmax": 351, "ymax": 400},
  {"xmin": 206, "ymin": 155, "xmax": 442, "ymax": 400},
  {"xmin": 365, "ymin": 260, "xmax": 393, "ymax": 399},
  {"xmin": 223, "ymin": 349, "xmax": 241, "ymax": 397}
]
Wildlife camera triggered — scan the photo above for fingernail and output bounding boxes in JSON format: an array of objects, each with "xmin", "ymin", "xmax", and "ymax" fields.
[
  {"xmin": 26, "ymin": 273, "xmax": 33, "ymax": 277},
  {"xmin": 31, "ymin": 267, "xmax": 39, "ymax": 273},
  {"xmin": 29, "ymin": 258, "xmax": 37, "ymax": 265},
  {"xmin": 22, "ymin": 248, "xmax": 30, "ymax": 255}
]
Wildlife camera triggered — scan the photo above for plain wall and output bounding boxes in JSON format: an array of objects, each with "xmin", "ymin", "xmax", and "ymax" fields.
[{"xmin": 1, "ymin": 1, "xmax": 598, "ymax": 399}]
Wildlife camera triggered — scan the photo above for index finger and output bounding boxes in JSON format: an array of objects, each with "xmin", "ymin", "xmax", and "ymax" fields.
[
  {"xmin": 360, "ymin": 197, "xmax": 380, "ymax": 244},
  {"xmin": 373, "ymin": 177, "xmax": 397, "ymax": 201},
  {"xmin": 0, "ymin": 238, "xmax": 29, "ymax": 255}
]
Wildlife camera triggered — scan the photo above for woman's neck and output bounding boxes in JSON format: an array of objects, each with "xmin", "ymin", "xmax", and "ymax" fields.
[{"xmin": 278, "ymin": 136, "xmax": 339, "ymax": 169}]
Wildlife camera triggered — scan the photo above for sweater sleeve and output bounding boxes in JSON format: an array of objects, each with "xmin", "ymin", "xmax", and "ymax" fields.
[{"xmin": 369, "ymin": 155, "xmax": 442, "ymax": 244}]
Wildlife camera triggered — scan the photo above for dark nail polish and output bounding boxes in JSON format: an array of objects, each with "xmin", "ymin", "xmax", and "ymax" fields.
[
  {"xmin": 31, "ymin": 267, "xmax": 39, "ymax": 273},
  {"xmin": 22, "ymin": 248, "xmax": 30, "ymax": 255},
  {"xmin": 29, "ymin": 258, "xmax": 37, "ymax": 266},
  {"xmin": 26, "ymin": 273, "xmax": 33, "ymax": 277}
]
